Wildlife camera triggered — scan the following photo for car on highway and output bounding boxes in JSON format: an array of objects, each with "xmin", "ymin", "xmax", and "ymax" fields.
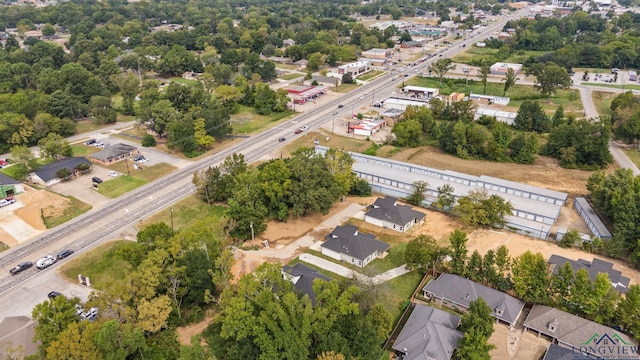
[
  {"xmin": 92, "ymin": 177, "xmax": 103, "ymax": 184},
  {"xmin": 108, "ymin": 171, "xmax": 118, "ymax": 177},
  {"xmin": 0, "ymin": 197, "xmax": 16, "ymax": 207},
  {"xmin": 278, "ymin": 137, "xmax": 286, "ymax": 142},
  {"xmin": 36, "ymin": 255, "xmax": 57, "ymax": 269},
  {"xmin": 57, "ymin": 249, "xmax": 74, "ymax": 259},
  {"xmin": 294, "ymin": 125, "xmax": 309, "ymax": 134},
  {"xmin": 48, "ymin": 291, "xmax": 62, "ymax": 299},
  {"xmin": 337, "ymin": 104, "xmax": 343, "ymax": 108},
  {"xmin": 9, "ymin": 261, "xmax": 32, "ymax": 275}
]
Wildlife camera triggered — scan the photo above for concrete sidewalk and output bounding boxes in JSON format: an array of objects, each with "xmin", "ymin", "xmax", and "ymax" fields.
[{"xmin": 298, "ymin": 253, "xmax": 410, "ymax": 285}]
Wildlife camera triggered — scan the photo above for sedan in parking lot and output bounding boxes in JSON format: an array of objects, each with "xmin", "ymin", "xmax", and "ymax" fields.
[
  {"xmin": 48, "ymin": 291, "xmax": 62, "ymax": 299},
  {"xmin": 9, "ymin": 261, "xmax": 33, "ymax": 275},
  {"xmin": 108, "ymin": 171, "xmax": 118, "ymax": 177},
  {"xmin": 36, "ymin": 255, "xmax": 57, "ymax": 269}
]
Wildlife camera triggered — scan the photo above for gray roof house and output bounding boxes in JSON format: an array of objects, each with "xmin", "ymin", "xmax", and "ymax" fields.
[
  {"xmin": 281, "ymin": 263, "xmax": 332, "ymax": 306},
  {"xmin": 321, "ymin": 224, "xmax": 390, "ymax": 268},
  {"xmin": 90, "ymin": 143, "xmax": 137, "ymax": 165},
  {"xmin": 364, "ymin": 196, "xmax": 425, "ymax": 233},
  {"xmin": 542, "ymin": 344, "xmax": 576, "ymax": 360},
  {"xmin": 392, "ymin": 304, "xmax": 463, "ymax": 360},
  {"xmin": 422, "ymin": 273, "xmax": 525, "ymax": 328},
  {"xmin": 524, "ymin": 305, "xmax": 639, "ymax": 359},
  {"xmin": 31, "ymin": 157, "xmax": 92, "ymax": 187},
  {"xmin": 548, "ymin": 255, "xmax": 630, "ymax": 294}
]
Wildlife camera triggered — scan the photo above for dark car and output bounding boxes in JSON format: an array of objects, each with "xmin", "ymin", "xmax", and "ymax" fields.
[
  {"xmin": 278, "ymin": 137, "xmax": 286, "ymax": 142},
  {"xmin": 9, "ymin": 261, "xmax": 33, "ymax": 275},
  {"xmin": 86, "ymin": 139, "xmax": 96, "ymax": 145},
  {"xmin": 92, "ymin": 177, "xmax": 102, "ymax": 184},
  {"xmin": 48, "ymin": 291, "xmax": 62, "ymax": 299},
  {"xmin": 337, "ymin": 104, "xmax": 344, "ymax": 108},
  {"xmin": 57, "ymin": 249, "xmax": 74, "ymax": 259}
]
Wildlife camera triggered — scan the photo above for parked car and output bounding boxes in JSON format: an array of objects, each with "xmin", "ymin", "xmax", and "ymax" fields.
[
  {"xmin": 278, "ymin": 137, "xmax": 286, "ymax": 142},
  {"xmin": 48, "ymin": 291, "xmax": 62, "ymax": 299},
  {"xmin": 57, "ymin": 249, "xmax": 74, "ymax": 259},
  {"xmin": 92, "ymin": 177, "xmax": 102, "ymax": 184},
  {"xmin": 108, "ymin": 171, "xmax": 118, "ymax": 177},
  {"xmin": 0, "ymin": 197, "xmax": 16, "ymax": 207},
  {"xmin": 137, "ymin": 157, "xmax": 148, "ymax": 163},
  {"xmin": 86, "ymin": 139, "xmax": 96, "ymax": 145},
  {"xmin": 9, "ymin": 261, "xmax": 33, "ymax": 275},
  {"xmin": 133, "ymin": 154, "xmax": 145, "ymax": 161},
  {"xmin": 93, "ymin": 141, "xmax": 104, "ymax": 147},
  {"xmin": 36, "ymin": 255, "xmax": 57, "ymax": 269}
]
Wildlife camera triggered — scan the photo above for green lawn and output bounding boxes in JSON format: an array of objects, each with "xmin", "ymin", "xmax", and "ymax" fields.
[
  {"xmin": 451, "ymin": 48, "xmax": 549, "ymax": 65},
  {"xmin": 306, "ymin": 242, "xmax": 406, "ymax": 277},
  {"xmin": 60, "ymin": 240, "xmax": 134, "ymax": 294},
  {"xmin": 582, "ymin": 82, "xmax": 640, "ymax": 91},
  {"xmin": 139, "ymin": 193, "xmax": 227, "ymax": 232},
  {"xmin": 622, "ymin": 148, "xmax": 640, "ymax": 168},
  {"xmin": 377, "ymin": 271, "xmax": 424, "ymax": 321},
  {"xmin": 97, "ymin": 175, "xmax": 147, "ymax": 198},
  {"xmin": 359, "ymin": 70, "xmax": 384, "ymax": 81},
  {"xmin": 231, "ymin": 105, "xmax": 296, "ymax": 134},
  {"xmin": 592, "ymin": 91, "xmax": 617, "ymax": 117},
  {"xmin": 43, "ymin": 196, "xmax": 92, "ymax": 228},
  {"xmin": 170, "ymin": 76, "xmax": 197, "ymax": 85},
  {"xmin": 332, "ymin": 83, "xmax": 360, "ymax": 93},
  {"xmin": 106, "ymin": 162, "xmax": 176, "ymax": 182},
  {"xmin": 0, "ymin": 165, "xmax": 22, "ymax": 179},
  {"xmin": 279, "ymin": 73, "xmax": 304, "ymax": 80},
  {"xmin": 71, "ymin": 144, "xmax": 101, "ymax": 157}
]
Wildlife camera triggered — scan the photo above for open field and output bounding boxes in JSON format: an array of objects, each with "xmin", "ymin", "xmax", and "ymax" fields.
[
  {"xmin": 138, "ymin": 193, "xmax": 227, "ymax": 232},
  {"xmin": 97, "ymin": 175, "xmax": 147, "ymax": 198},
  {"xmin": 231, "ymin": 105, "xmax": 296, "ymax": 134},
  {"xmin": 451, "ymin": 48, "xmax": 549, "ymax": 65},
  {"xmin": 105, "ymin": 162, "xmax": 176, "ymax": 182},
  {"xmin": 332, "ymin": 83, "xmax": 360, "ymax": 93},
  {"xmin": 582, "ymin": 82, "xmax": 640, "ymax": 91},
  {"xmin": 71, "ymin": 144, "xmax": 101, "ymax": 157},
  {"xmin": 279, "ymin": 73, "xmax": 303, "ymax": 80},
  {"xmin": 592, "ymin": 90, "xmax": 616, "ymax": 117},
  {"xmin": 622, "ymin": 148, "xmax": 640, "ymax": 168},
  {"xmin": 358, "ymin": 70, "xmax": 385, "ymax": 81},
  {"xmin": 43, "ymin": 195, "xmax": 91, "ymax": 228}
]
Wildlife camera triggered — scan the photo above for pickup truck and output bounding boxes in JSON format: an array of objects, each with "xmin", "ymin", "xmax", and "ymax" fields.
[
  {"xmin": 0, "ymin": 197, "xmax": 16, "ymax": 207},
  {"xmin": 294, "ymin": 125, "xmax": 310, "ymax": 134}
]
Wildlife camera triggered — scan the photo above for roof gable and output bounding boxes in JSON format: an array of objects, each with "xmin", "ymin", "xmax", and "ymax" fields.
[
  {"xmin": 0, "ymin": 172, "xmax": 19, "ymax": 185},
  {"xmin": 282, "ymin": 263, "xmax": 332, "ymax": 306},
  {"xmin": 366, "ymin": 196, "xmax": 425, "ymax": 226},
  {"xmin": 548, "ymin": 255, "xmax": 630, "ymax": 293},
  {"xmin": 90, "ymin": 143, "xmax": 136, "ymax": 161},
  {"xmin": 321, "ymin": 224, "xmax": 390, "ymax": 261}
]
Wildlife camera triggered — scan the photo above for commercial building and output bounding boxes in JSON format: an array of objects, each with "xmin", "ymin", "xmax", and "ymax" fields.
[
  {"xmin": 286, "ymin": 85, "xmax": 327, "ymax": 104},
  {"xmin": 474, "ymin": 108, "xmax": 518, "ymax": 125},
  {"xmin": 402, "ymin": 86, "xmax": 439, "ymax": 98},
  {"xmin": 337, "ymin": 60, "xmax": 371, "ymax": 77},
  {"xmin": 573, "ymin": 197, "xmax": 612, "ymax": 240},
  {"xmin": 361, "ymin": 48, "xmax": 393, "ymax": 60},
  {"xmin": 490, "ymin": 62, "xmax": 523, "ymax": 75}
]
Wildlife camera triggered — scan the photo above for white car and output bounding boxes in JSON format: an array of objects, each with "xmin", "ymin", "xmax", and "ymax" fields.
[
  {"xmin": 36, "ymin": 255, "xmax": 57, "ymax": 269},
  {"xmin": 93, "ymin": 141, "xmax": 104, "ymax": 147},
  {"xmin": 137, "ymin": 158, "xmax": 148, "ymax": 163},
  {"xmin": 0, "ymin": 197, "xmax": 16, "ymax": 207},
  {"xmin": 108, "ymin": 171, "xmax": 118, "ymax": 177}
]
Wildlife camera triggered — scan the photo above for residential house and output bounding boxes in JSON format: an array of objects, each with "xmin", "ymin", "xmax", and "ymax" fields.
[
  {"xmin": 422, "ymin": 273, "xmax": 525, "ymax": 328},
  {"xmin": 392, "ymin": 304, "xmax": 463, "ymax": 360},
  {"xmin": 547, "ymin": 255, "xmax": 630, "ymax": 293},
  {"xmin": 281, "ymin": 263, "xmax": 332, "ymax": 306},
  {"xmin": 542, "ymin": 344, "xmax": 577, "ymax": 360},
  {"xmin": 321, "ymin": 224, "xmax": 390, "ymax": 268},
  {"xmin": 364, "ymin": 196, "xmax": 425, "ymax": 232},
  {"xmin": 523, "ymin": 305, "xmax": 640, "ymax": 359},
  {"xmin": 0, "ymin": 173, "xmax": 24, "ymax": 198},
  {"xmin": 30, "ymin": 157, "xmax": 92, "ymax": 187},
  {"xmin": 90, "ymin": 143, "xmax": 138, "ymax": 165}
]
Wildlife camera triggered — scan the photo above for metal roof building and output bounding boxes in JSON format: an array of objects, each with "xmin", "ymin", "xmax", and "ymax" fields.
[{"xmin": 573, "ymin": 197, "xmax": 612, "ymax": 240}]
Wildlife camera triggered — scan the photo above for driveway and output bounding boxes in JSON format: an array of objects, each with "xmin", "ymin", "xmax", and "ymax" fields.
[
  {"xmin": 94, "ymin": 136, "xmax": 192, "ymax": 170},
  {"xmin": 48, "ymin": 168, "xmax": 112, "ymax": 208}
]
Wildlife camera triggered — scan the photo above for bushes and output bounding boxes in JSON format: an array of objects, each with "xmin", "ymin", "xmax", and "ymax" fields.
[{"xmin": 142, "ymin": 134, "xmax": 156, "ymax": 147}]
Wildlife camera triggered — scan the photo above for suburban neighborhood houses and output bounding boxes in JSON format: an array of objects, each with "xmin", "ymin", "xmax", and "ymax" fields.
[{"xmin": 3, "ymin": 0, "xmax": 640, "ymax": 358}]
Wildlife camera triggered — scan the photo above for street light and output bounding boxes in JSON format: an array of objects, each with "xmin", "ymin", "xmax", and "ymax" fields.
[
  {"xmin": 250, "ymin": 221, "xmax": 255, "ymax": 247},
  {"xmin": 462, "ymin": 66, "xmax": 471, "ymax": 87},
  {"xmin": 170, "ymin": 207, "xmax": 174, "ymax": 231},
  {"xmin": 332, "ymin": 111, "xmax": 338, "ymax": 134}
]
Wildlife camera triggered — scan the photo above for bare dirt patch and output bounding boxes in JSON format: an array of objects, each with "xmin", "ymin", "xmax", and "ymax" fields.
[
  {"xmin": 14, "ymin": 187, "xmax": 70, "ymax": 230},
  {"xmin": 176, "ymin": 313, "xmax": 214, "ymax": 346},
  {"xmin": 0, "ymin": 228, "xmax": 17, "ymax": 247}
]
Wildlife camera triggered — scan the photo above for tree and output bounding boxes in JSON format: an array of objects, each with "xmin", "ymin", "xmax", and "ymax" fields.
[
  {"xmin": 550, "ymin": 262, "xmax": 574, "ymax": 311},
  {"xmin": 317, "ymin": 351, "xmax": 346, "ymax": 360},
  {"xmin": 514, "ymin": 100, "xmax": 550, "ymax": 133},
  {"xmin": 136, "ymin": 295, "xmax": 173, "ymax": 333},
  {"xmin": 430, "ymin": 58, "xmax": 455, "ymax": 86},
  {"xmin": 142, "ymin": 134, "xmax": 157, "ymax": 147},
  {"xmin": 38, "ymin": 133, "xmax": 72, "ymax": 159},
  {"xmin": 404, "ymin": 234, "xmax": 445, "ymax": 273},
  {"xmin": 459, "ymin": 298, "xmax": 495, "ymax": 339},
  {"xmin": 454, "ymin": 189, "xmax": 513, "ymax": 228},
  {"xmin": 534, "ymin": 63, "xmax": 571, "ymax": 102},
  {"xmin": 9, "ymin": 145, "xmax": 38, "ymax": 179},
  {"xmin": 56, "ymin": 168, "xmax": 71, "ymax": 180},
  {"xmin": 392, "ymin": 119, "xmax": 422, "ymax": 147},
  {"xmin": 502, "ymin": 68, "xmax": 519, "ymax": 96},
  {"xmin": 145, "ymin": 100, "xmax": 179, "ymax": 138},
  {"xmin": 449, "ymin": 230, "xmax": 468, "ymax": 275},
  {"xmin": 558, "ymin": 229, "xmax": 581, "ymax": 248},
  {"xmin": 32, "ymin": 295, "xmax": 82, "ymax": 352},
  {"xmin": 41, "ymin": 23, "xmax": 56, "ymax": 36},
  {"xmin": 45, "ymin": 321, "xmax": 102, "ymax": 360},
  {"xmin": 616, "ymin": 285, "xmax": 640, "ymax": 335},
  {"xmin": 95, "ymin": 320, "xmax": 147, "ymax": 360},
  {"xmin": 112, "ymin": 72, "xmax": 140, "ymax": 115},
  {"xmin": 434, "ymin": 184, "xmax": 455, "ymax": 213},
  {"xmin": 511, "ymin": 251, "xmax": 550, "ymax": 304},
  {"xmin": 407, "ymin": 180, "xmax": 428, "ymax": 206},
  {"xmin": 478, "ymin": 62, "xmax": 490, "ymax": 95},
  {"xmin": 193, "ymin": 118, "xmax": 215, "ymax": 152},
  {"xmin": 89, "ymin": 96, "xmax": 117, "ymax": 124},
  {"xmin": 253, "ymin": 82, "xmax": 276, "ymax": 115},
  {"xmin": 227, "ymin": 172, "xmax": 269, "ymax": 240}
]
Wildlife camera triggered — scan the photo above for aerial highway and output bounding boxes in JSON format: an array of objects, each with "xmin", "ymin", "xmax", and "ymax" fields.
[{"xmin": 0, "ymin": 6, "xmax": 532, "ymax": 297}]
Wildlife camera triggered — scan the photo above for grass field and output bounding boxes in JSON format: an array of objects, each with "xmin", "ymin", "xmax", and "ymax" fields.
[
  {"xmin": 377, "ymin": 271, "xmax": 423, "ymax": 321},
  {"xmin": 332, "ymin": 83, "xmax": 360, "ymax": 93},
  {"xmin": 106, "ymin": 162, "xmax": 176, "ymax": 182},
  {"xmin": 97, "ymin": 175, "xmax": 147, "ymax": 198},
  {"xmin": 592, "ymin": 91, "xmax": 617, "ymax": 117},
  {"xmin": 71, "ymin": 144, "xmax": 101, "ymax": 157},
  {"xmin": 0, "ymin": 165, "xmax": 22, "ymax": 179},
  {"xmin": 139, "ymin": 193, "xmax": 227, "ymax": 232},
  {"xmin": 622, "ymin": 148, "xmax": 640, "ymax": 168},
  {"xmin": 407, "ymin": 76, "xmax": 583, "ymax": 114},
  {"xmin": 231, "ymin": 105, "xmax": 296, "ymax": 134},
  {"xmin": 451, "ymin": 48, "xmax": 549, "ymax": 65},
  {"xmin": 60, "ymin": 240, "xmax": 134, "ymax": 293},
  {"xmin": 359, "ymin": 70, "xmax": 384, "ymax": 81},
  {"xmin": 279, "ymin": 73, "xmax": 303, "ymax": 80},
  {"xmin": 43, "ymin": 196, "xmax": 92, "ymax": 228},
  {"xmin": 582, "ymin": 82, "xmax": 640, "ymax": 91}
]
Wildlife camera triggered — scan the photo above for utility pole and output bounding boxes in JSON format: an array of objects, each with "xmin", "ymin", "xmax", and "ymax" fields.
[
  {"xmin": 250, "ymin": 222, "xmax": 255, "ymax": 247},
  {"xmin": 170, "ymin": 207, "xmax": 174, "ymax": 231},
  {"xmin": 462, "ymin": 66, "xmax": 471, "ymax": 87}
]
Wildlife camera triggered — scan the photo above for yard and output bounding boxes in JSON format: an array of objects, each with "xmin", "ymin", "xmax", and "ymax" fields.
[
  {"xmin": 358, "ymin": 70, "xmax": 385, "ymax": 81},
  {"xmin": 279, "ymin": 73, "xmax": 304, "ymax": 80},
  {"xmin": 138, "ymin": 193, "xmax": 227, "ymax": 232},
  {"xmin": 231, "ymin": 105, "xmax": 296, "ymax": 134},
  {"xmin": 591, "ymin": 90, "xmax": 616, "ymax": 117},
  {"xmin": 71, "ymin": 144, "xmax": 101, "ymax": 157},
  {"xmin": 97, "ymin": 175, "xmax": 147, "ymax": 198}
]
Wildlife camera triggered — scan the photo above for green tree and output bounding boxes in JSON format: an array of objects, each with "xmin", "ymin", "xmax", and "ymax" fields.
[
  {"xmin": 42, "ymin": 23, "xmax": 56, "ymax": 36},
  {"xmin": 56, "ymin": 168, "xmax": 72, "ymax": 180},
  {"xmin": 459, "ymin": 298, "xmax": 495, "ymax": 339},
  {"xmin": 38, "ymin": 133, "xmax": 72, "ymax": 159},
  {"xmin": 514, "ymin": 100, "xmax": 550, "ymax": 133},
  {"xmin": 511, "ymin": 251, "xmax": 550, "ymax": 304},
  {"xmin": 455, "ymin": 326, "xmax": 495, "ymax": 360},
  {"xmin": 193, "ymin": 118, "xmax": 215, "ymax": 151},
  {"xmin": 145, "ymin": 100, "xmax": 179, "ymax": 138},
  {"xmin": 95, "ymin": 320, "xmax": 146, "ymax": 360},
  {"xmin": 407, "ymin": 180, "xmax": 428, "ymax": 206},
  {"xmin": 501, "ymin": 68, "xmax": 519, "ymax": 96},
  {"xmin": 434, "ymin": 184, "xmax": 455, "ymax": 213},
  {"xmin": 253, "ymin": 82, "xmax": 276, "ymax": 115},
  {"xmin": 142, "ymin": 134, "xmax": 157, "ymax": 147},
  {"xmin": 258, "ymin": 159, "xmax": 292, "ymax": 221},
  {"xmin": 9, "ymin": 145, "xmax": 38, "ymax": 179},
  {"xmin": 89, "ymin": 96, "xmax": 117, "ymax": 124},
  {"xmin": 45, "ymin": 321, "xmax": 102, "ymax": 360},
  {"xmin": 550, "ymin": 262, "xmax": 573, "ymax": 311},
  {"xmin": 112, "ymin": 72, "xmax": 140, "ymax": 116},
  {"xmin": 534, "ymin": 63, "xmax": 572, "ymax": 102},
  {"xmin": 558, "ymin": 229, "xmax": 581, "ymax": 248},
  {"xmin": 392, "ymin": 119, "xmax": 422, "ymax": 147},
  {"xmin": 32, "ymin": 295, "xmax": 81, "ymax": 352},
  {"xmin": 616, "ymin": 284, "xmax": 640, "ymax": 336},
  {"xmin": 404, "ymin": 234, "xmax": 445, "ymax": 273},
  {"xmin": 227, "ymin": 172, "xmax": 269, "ymax": 240},
  {"xmin": 478, "ymin": 62, "xmax": 490, "ymax": 95},
  {"xmin": 430, "ymin": 58, "xmax": 455, "ymax": 86},
  {"xmin": 449, "ymin": 230, "xmax": 468, "ymax": 275}
]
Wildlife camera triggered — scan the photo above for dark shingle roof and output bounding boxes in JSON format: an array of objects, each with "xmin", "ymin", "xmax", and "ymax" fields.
[
  {"xmin": 90, "ymin": 143, "xmax": 136, "ymax": 161},
  {"xmin": 0, "ymin": 172, "xmax": 19, "ymax": 185},
  {"xmin": 322, "ymin": 224, "xmax": 390, "ymax": 261},
  {"xmin": 34, "ymin": 157, "xmax": 91, "ymax": 182},
  {"xmin": 422, "ymin": 273, "xmax": 525, "ymax": 326},
  {"xmin": 282, "ymin": 263, "xmax": 332, "ymax": 306},
  {"xmin": 542, "ymin": 344, "xmax": 576, "ymax": 360},
  {"xmin": 392, "ymin": 304, "xmax": 463, "ymax": 360},
  {"xmin": 366, "ymin": 196, "xmax": 425, "ymax": 226},
  {"xmin": 548, "ymin": 255, "xmax": 630, "ymax": 293}
]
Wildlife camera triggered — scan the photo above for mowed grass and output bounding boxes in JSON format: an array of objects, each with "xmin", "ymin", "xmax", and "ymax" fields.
[
  {"xmin": 582, "ymin": 82, "xmax": 640, "ymax": 91},
  {"xmin": 592, "ymin": 91, "xmax": 617, "ymax": 117},
  {"xmin": 0, "ymin": 165, "xmax": 23, "ymax": 179},
  {"xmin": 139, "ymin": 193, "xmax": 227, "ymax": 232},
  {"xmin": 71, "ymin": 144, "xmax": 101, "ymax": 157},
  {"xmin": 231, "ymin": 105, "xmax": 296, "ymax": 134},
  {"xmin": 60, "ymin": 240, "xmax": 134, "ymax": 293},
  {"xmin": 279, "ymin": 73, "xmax": 304, "ymax": 80},
  {"xmin": 43, "ymin": 196, "xmax": 92, "ymax": 228},
  {"xmin": 451, "ymin": 47, "xmax": 549, "ymax": 65},
  {"xmin": 622, "ymin": 148, "xmax": 640, "ymax": 168},
  {"xmin": 359, "ymin": 70, "xmax": 384, "ymax": 81},
  {"xmin": 96, "ymin": 162, "xmax": 176, "ymax": 197},
  {"xmin": 377, "ymin": 271, "xmax": 424, "ymax": 321},
  {"xmin": 97, "ymin": 175, "xmax": 147, "ymax": 198},
  {"xmin": 332, "ymin": 83, "xmax": 360, "ymax": 93}
]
